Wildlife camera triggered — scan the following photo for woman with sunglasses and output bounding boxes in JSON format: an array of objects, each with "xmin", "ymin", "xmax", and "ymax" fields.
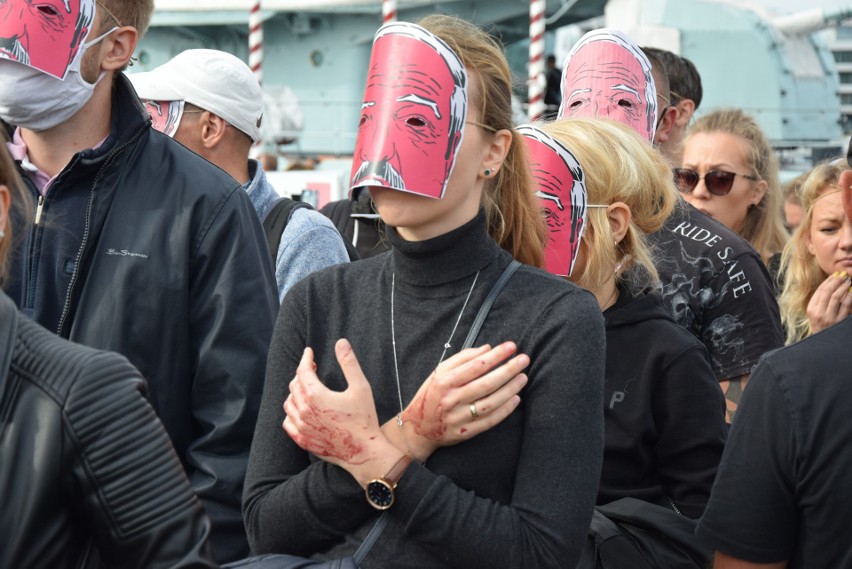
[
  {"xmin": 779, "ymin": 160, "xmax": 852, "ymax": 343},
  {"xmin": 536, "ymin": 118, "xmax": 726, "ymax": 524},
  {"xmin": 675, "ymin": 108, "xmax": 788, "ymax": 282},
  {"xmin": 243, "ymin": 15, "xmax": 606, "ymax": 568}
]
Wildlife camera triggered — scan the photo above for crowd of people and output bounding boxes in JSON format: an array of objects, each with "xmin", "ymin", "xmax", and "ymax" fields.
[{"xmin": 0, "ymin": 1, "xmax": 850, "ymax": 568}]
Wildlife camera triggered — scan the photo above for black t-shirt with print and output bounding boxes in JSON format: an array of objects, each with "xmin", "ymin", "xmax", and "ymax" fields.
[
  {"xmin": 696, "ymin": 317, "xmax": 852, "ymax": 567},
  {"xmin": 648, "ymin": 201, "xmax": 784, "ymax": 380}
]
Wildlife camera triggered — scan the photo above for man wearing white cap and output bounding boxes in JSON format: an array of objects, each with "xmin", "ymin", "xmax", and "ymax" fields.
[{"xmin": 131, "ymin": 49, "xmax": 349, "ymax": 301}]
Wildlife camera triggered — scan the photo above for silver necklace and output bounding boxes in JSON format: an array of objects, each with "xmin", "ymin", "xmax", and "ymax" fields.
[{"xmin": 390, "ymin": 270, "xmax": 480, "ymax": 427}]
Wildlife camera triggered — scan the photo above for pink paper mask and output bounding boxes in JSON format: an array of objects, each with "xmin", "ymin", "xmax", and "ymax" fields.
[
  {"xmin": 144, "ymin": 100, "xmax": 185, "ymax": 138},
  {"xmin": 349, "ymin": 21, "xmax": 467, "ymax": 200},
  {"xmin": 557, "ymin": 28, "xmax": 657, "ymax": 144},
  {"xmin": 0, "ymin": 0, "xmax": 95, "ymax": 79},
  {"xmin": 519, "ymin": 124, "xmax": 588, "ymax": 277}
]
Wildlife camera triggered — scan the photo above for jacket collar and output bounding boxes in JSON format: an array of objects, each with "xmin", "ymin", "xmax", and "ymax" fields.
[{"xmin": 244, "ymin": 159, "xmax": 281, "ymax": 221}]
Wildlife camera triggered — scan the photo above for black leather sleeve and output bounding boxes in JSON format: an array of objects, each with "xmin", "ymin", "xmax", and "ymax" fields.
[{"xmin": 63, "ymin": 350, "xmax": 218, "ymax": 569}]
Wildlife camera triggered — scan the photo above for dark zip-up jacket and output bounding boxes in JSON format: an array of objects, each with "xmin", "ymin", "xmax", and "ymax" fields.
[
  {"xmin": 4, "ymin": 74, "xmax": 278, "ymax": 562},
  {"xmin": 599, "ymin": 286, "xmax": 727, "ymax": 519},
  {"xmin": 0, "ymin": 291, "xmax": 218, "ymax": 569}
]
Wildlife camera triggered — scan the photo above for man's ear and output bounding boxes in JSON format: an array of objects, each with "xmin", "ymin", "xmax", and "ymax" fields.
[
  {"xmin": 674, "ymin": 99, "xmax": 695, "ymax": 128},
  {"xmin": 199, "ymin": 112, "xmax": 229, "ymax": 150},
  {"xmin": 100, "ymin": 27, "xmax": 138, "ymax": 71},
  {"xmin": 654, "ymin": 107, "xmax": 677, "ymax": 145}
]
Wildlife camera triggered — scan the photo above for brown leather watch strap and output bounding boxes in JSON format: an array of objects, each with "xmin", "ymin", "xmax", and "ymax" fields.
[{"xmin": 384, "ymin": 454, "xmax": 413, "ymax": 487}]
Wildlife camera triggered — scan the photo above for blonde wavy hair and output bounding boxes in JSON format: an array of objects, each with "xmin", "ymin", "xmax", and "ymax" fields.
[
  {"xmin": 420, "ymin": 14, "xmax": 547, "ymax": 268},
  {"xmin": 779, "ymin": 160, "xmax": 850, "ymax": 343},
  {"xmin": 686, "ymin": 108, "xmax": 788, "ymax": 265},
  {"xmin": 541, "ymin": 118, "xmax": 678, "ymax": 294}
]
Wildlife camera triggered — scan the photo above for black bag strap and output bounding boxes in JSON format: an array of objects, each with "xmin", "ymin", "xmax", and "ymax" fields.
[
  {"xmin": 263, "ymin": 198, "xmax": 312, "ymax": 267},
  {"xmin": 461, "ymin": 260, "xmax": 521, "ymax": 349},
  {"xmin": 347, "ymin": 261, "xmax": 520, "ymax": 566},
  {"xmin": 351, "ymin": 511, "xmax": 390, "ymax": 565}
]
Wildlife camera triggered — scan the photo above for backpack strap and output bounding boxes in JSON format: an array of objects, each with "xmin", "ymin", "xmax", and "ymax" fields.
[
  {"xmin": 461, "ymin": 260, "xmax": 521, "ymax": 349},
  {"xmin": 262, "ymin": 198, "xmax": 311, "ymax": 267}
]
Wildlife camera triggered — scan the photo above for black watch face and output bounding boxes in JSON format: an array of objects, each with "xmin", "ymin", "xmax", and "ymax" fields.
[{"xmin": 367, "ymin": 480, "xmax": 394, "ymax": 510}]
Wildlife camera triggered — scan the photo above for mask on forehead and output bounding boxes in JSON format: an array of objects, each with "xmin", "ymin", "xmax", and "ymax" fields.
[
  {"xmin": 557, "ymin": 28, "xmax": 657, "ymax": 144},
  {"xmin": 145, "ymin": 100, "xmax": 185, "ymax": 138},
  {"xmin": 349, "ymin": 21, "xmax": 468, "ymax": 200},
  {"xmin": 0, "ymin": 0, "xmax": 96, "ymax": 80},
  {"xmin": 519, "ymin": 125, "xmax": 588, "ymax": 277}
]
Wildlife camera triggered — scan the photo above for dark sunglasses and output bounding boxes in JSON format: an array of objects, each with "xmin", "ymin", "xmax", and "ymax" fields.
[{"xmin": 673, "ymin": 168, "xmax": 759, "ymax": 196}]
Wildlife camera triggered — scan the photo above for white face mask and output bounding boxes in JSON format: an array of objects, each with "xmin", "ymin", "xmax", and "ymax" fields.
[{"xmin": 0, "ymin": 27, "xmax": 118, "ymax": 132}]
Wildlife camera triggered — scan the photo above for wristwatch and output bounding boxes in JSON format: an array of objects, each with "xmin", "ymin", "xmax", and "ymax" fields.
[{"xmin": 365, "ymin": 455, "xmax": 412, "ymax": 510}]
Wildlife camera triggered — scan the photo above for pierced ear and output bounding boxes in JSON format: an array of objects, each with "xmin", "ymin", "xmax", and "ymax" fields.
[
  {"xmin": 480, "ymin": 128, "xmax": 512, "ymax": 177},
  {"xmin": 101, "ymin": 27, "xmax": 138, "ymax": 71}
]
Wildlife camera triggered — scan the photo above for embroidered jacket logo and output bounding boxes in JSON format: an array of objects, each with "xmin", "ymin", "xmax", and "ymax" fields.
[{"xmin": 106, "ymin": 248, "xmax": 149, "ymax": 259}]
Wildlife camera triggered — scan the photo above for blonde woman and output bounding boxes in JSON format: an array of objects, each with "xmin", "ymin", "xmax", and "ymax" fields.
[
  {"xmin": 779, "ymin": 160, "xmax": 852, "ymax": 343},
  {"xmin": 539, "ymin": 118, "xmax": 726, "ymax": 519},
  {"xmin": 676, "ymin": 108, "xmax": 788, "ymax": 276}
]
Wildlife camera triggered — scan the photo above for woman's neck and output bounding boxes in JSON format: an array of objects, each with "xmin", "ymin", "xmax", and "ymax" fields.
[{"xmin": 591, "ymin": 276, "xmax": 619, "ymax": 311}]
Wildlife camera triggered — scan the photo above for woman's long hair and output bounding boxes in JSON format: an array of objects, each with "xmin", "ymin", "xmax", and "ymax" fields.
[
  {"xmin": 420, "ymin": 14, "xmax": 547, "ymax": 268},
  {"xmin": 779, "ymin": 160, "xmax": 850, "ymax": 343},
  {"xmin": 686, "ymin": 108, "xmax": 788, "ymax": 265},
  {"xmin": 541, "ymin": 118, "xmax": 677, "ymax": 295},
  {"xmin": 0, "ymin": 130, "xmax": 32, "ymax": 285}
]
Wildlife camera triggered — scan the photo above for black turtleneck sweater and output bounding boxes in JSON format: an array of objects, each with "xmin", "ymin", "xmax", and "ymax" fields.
[{"xmin": 243, "ymin": 211, "xmax": 606, "ymax": 568}]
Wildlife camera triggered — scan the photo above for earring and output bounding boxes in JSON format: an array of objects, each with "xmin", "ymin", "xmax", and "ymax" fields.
[
  {"xmin": 0, "ymin": 230, "xmax": 4, "ymax": 239},
  {"xmin": 484, "ymin": 169, "xmax": 492, "ymax": 177}
]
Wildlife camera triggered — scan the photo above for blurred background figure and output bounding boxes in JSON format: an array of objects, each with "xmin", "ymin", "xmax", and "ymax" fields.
[{"xmin": 783, "ymin": 170, "xmax": 808, "ymax": 232}]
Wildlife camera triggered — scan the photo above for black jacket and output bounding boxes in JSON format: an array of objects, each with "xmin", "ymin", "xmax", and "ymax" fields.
[
  {"xmin": 0, "ymin": 291, "xmax": 217, "ymax": 569},
  {"xmin": 599, "ymin": 287, "xmax": 727, "ymax": 519},
  {"xmin": 5, "ymin": 75, "xmax": 278, "ymax": 562}
]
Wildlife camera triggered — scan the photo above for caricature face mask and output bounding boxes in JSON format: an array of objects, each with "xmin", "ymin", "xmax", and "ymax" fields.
[
  {"xmin": 558, "ymin": 28, "xmax": 657, "ymax": 144},
  {"xmin": 0, "ymin": 0, "xmax": 115, "ymax": 131},
  {"xmin": 349, "ymin": 21, "xmax": 468, "ymax": 200},
  {"xmin": 519, "ymin": 125, "xmax": 588, "ymax": 277},
  {"xmin": 144, "ymin": 100, "xmax": 186, "ymax": 138}
]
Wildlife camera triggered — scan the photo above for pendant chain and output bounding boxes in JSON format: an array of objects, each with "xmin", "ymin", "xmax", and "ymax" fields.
[{"xmin": 391, "ymin": 270, "xmax": 480, "ymax": 427}]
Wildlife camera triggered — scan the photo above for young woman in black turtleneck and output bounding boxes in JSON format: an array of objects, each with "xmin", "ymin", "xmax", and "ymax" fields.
[
  {"xmin": 243, "ymin": 15, "xmax": 606, "ymax": 569},
  {"xmin": 540, "ymin": 118, "xmax": 727, "ymax": 519}
]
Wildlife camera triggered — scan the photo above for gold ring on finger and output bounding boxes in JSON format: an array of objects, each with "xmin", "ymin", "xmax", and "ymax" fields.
[{"xmin": 469, "ymin": 402, "xmax": 479, "ymax": 420}]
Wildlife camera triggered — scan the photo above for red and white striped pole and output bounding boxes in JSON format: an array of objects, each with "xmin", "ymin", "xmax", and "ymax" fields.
[
  {"xmin": 382, "ymin": 0, "xmax": 397, "ymax": 24},
  {"xmin": 249, "ymin": 0, "xmax": 263, "ymax": 85},
  {"xmin": 528, "ymin": 0, "xmax": 546, "ymax": 122}
]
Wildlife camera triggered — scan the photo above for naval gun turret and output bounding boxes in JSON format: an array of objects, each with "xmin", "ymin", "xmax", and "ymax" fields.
[{"xmin": 604, "ymin": 0, "xmax": 850, "ymax": 150}]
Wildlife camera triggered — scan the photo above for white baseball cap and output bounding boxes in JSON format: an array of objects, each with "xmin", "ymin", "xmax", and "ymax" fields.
[{"xmin": 129, "ymin": 49, "xmax": 263, "ymax": 142}]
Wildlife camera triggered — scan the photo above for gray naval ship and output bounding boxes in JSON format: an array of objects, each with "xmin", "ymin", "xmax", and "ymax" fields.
[{"xmin": 132, "ymin": 0, "xmax": 850, "ymax": 202}]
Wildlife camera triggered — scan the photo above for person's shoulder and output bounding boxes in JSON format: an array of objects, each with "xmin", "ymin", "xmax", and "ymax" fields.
[
  {"xmin": 767, "ymin": 317, "xmax": 852, "ymax": 374},
  {"xmin": 287, "ymin": 206, "xmax": 341, "ymax": 234},
  {"xmin": 14, "ymin": 317, "xmax": 142, "ymax": 402},
  {"xmin": 510, "ymin": 263, "xmax": 602, "ymax": 316},
  {"xmin": 653, "ymin": 201, "xmax": 761, "ymax": 263},
  {"xmin": 132, "ymin": 130, "xmax": 241, "ymax": 201}
]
